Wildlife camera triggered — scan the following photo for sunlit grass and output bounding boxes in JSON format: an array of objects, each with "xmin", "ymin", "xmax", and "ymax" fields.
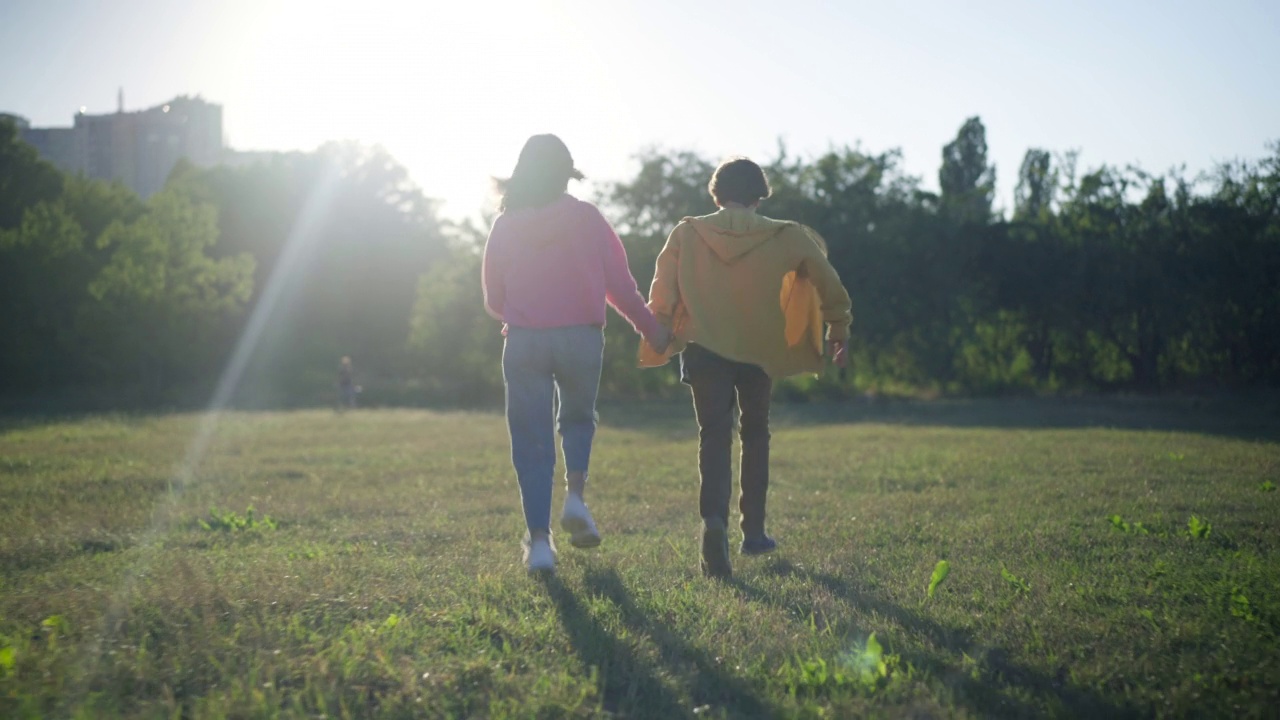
[{"xmin": 1, "ymin": 400, "xmax": 1278, "ymax": 718}]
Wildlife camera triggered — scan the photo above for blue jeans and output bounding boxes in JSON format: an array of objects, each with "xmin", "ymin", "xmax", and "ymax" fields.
[{"xmin": 502, "ymin": 325, "xmax": 605, "ymax": 533}]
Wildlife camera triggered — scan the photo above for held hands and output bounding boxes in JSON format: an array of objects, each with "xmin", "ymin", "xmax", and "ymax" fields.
[
  {"xmin": 826, "ymin": 338, "xmax": 848, "ymax": 368},
  {"xmin": 647, "ymin": 325, "xmax": 672, "ymax": 355}
]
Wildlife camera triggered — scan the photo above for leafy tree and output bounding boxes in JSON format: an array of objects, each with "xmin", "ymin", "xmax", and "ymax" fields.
[
  {"xmin": 3, "ymin": 107, "xmax": 1278, "ymax": 405},
  {"xmin": 0, "ymin": 118, "xmax": 62, "ymax": 230},
  {"xmin": 1014, "ymin": 149, "xmax": 1055, "ymax": 221},
  {"xmin": 178, "ymin": 143, "xmax": 448, "ymax": 405},
  {"xmin": 940, "ymin": 117, "xmax": 996, "ymax": 225},
  {"xmin": 407, "ymin": 238, "xmax": 504, "ymax": 403},
  {"xmin": 0, "ymin": 201, "xmax": 92, "ymax": 389},
  {"xmin": 608, "ymin": 149, "xmax": 716, "ymax": 239},
  {"xmin": 82, "ymin": 183, "xmax": 254, "ymax": 397}
]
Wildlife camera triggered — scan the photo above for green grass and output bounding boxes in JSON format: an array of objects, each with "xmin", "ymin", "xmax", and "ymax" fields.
[{"xmin": 1, "ymin": 398, "xmax": 1278, "ymax": 718}]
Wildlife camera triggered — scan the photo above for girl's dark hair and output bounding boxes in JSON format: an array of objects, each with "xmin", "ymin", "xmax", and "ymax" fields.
[
  {"xmin": 494, "ymin": 134, "xmax": 584, "ymax": 212},
  {"xmin": 709, "ymin": 157, "xmax": 771, "ymax": 206}
]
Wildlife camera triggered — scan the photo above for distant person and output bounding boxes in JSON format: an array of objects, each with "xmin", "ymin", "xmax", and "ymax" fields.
[
  {"xmin": 640, "ymin": 157, "xmax": 852, "ymax": 579},
  {"xmin": 337, "ymin": 356, "xmax": 359, "ymax": 410},
  {"xmin": 483, "ymin": 134, "xmax": 670, "ymax": 573}
]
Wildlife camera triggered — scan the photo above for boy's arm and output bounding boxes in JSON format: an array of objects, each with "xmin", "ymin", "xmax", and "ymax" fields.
[
  {"xmin": 635, "ymin": 226, "xmax": 682, "ymax": 364},
  {"xmin": 647, "ymin": 226, "xmax": 682, "ymax": 326},
  {"xmin": 481, "ymin": 221, "xmax": 506, "ymax": 322},
  {"xmin": 798, "ymin": 227, "xmax": 853, "ymax": 342}
]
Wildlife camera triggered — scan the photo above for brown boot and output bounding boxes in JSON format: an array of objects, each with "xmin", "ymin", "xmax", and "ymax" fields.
[{"xmin": 700, "ymin": 517, "xmax": 732, "ymax": 579}]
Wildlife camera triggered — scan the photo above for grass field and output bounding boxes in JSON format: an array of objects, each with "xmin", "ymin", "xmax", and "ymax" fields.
[{"xmin": 1, "ymin": 398, "xmax": 1278, "ymax": 718}]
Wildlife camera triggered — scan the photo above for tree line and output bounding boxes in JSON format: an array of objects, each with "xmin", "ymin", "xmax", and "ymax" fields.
[{"xmin": 1, "ymin": 116, "xmax": 1276, "ymax": 409}]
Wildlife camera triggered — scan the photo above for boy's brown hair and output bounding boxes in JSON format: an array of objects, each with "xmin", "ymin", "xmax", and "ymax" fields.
[{"xmin": 709, "ymin": 157, "xmax": 771, "ymax": 207}]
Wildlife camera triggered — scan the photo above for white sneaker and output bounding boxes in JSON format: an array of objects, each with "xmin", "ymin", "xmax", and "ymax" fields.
[
  {"xmin": 522, "ymin": 533, "xmax": 556, "ymax": 573},
  {"xmin": 559, "ymin": 493, "xmax": 602, "ymax": 548}
]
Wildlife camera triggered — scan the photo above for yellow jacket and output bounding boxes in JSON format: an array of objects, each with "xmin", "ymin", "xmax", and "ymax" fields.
[{"xmin": 640, "ymin": 208, "xmax": 852, "ymax": 378}]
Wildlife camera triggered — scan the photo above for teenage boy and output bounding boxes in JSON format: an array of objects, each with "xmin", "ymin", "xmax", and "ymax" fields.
[{"xmin": 642, "ymin": 157, "xmax": 853, "ymax": 579}]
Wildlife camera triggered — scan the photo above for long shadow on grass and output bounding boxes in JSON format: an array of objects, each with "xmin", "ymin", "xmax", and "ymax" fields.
[
  {"xmin": 733, "ymin": 559, "xmax": 1140, "ymax": 719},
  {"xmin": 540, "ymin": 566, "xmax": 778, "ymax": 719},
  {"xmin": 539, "ymin": 572, "xmax": 690, "ymax": 718}
]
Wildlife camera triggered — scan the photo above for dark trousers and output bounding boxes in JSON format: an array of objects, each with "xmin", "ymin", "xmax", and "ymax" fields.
[{"xmin": 681, "ymin": 344, "xmax": 773, "ymax": 537}]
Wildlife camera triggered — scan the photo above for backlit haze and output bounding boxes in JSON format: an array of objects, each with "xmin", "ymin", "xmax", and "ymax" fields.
[{"xmin": 3, "ymin": 0, "xmax": 1278, "ymax": 220}]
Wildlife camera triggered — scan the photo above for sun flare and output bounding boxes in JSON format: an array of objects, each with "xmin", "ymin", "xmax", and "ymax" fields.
[{"xmin": 229, "ymin": 0, "xmax": 599, "ymax": 214}]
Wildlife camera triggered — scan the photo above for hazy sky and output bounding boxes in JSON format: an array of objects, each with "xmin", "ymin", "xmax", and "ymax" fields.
[{"xmin": 3, "ymin": 0, "xmax": 1278, "ymax": 219}]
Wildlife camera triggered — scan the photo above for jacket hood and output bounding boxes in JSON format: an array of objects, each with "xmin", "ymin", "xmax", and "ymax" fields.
[{"xmin": 684, "ymin": 208, "xmax": 795, "ymax": 264}]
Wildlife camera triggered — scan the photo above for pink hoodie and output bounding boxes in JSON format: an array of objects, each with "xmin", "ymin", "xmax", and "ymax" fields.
[{"xmin": 482, "ymin": 194, "xmax": 661, "ymax": 339}]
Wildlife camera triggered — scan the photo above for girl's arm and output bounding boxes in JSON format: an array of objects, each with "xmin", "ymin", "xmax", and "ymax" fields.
[
  {"xmin": 481, "ymin": 220, "xmax": 506, "ymax": 322},
  {"xmin": 595, "ymin": 209, "xmax": 664, "ymax": 340}
]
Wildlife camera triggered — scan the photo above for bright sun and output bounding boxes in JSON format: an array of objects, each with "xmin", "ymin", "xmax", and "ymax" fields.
[{"xmin": 226, "ymin": 0, "xmax": 609, "ymax": 217}]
